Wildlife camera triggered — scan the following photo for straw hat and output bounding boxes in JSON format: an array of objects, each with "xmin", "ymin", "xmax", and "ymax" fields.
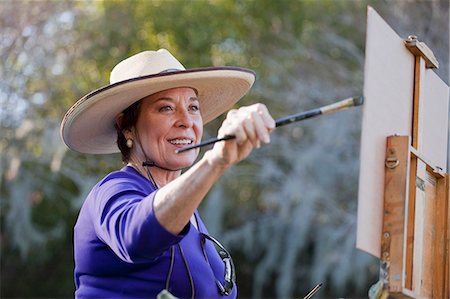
[{"xmin": 60, "ymin": 49, "xmax": 256, "ymax": 154}]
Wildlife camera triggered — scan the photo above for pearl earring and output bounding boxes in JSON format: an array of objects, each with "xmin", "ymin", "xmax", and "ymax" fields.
[{"xmin": 126, "ymin": 139, "xmax": 133, "ymax": 148}]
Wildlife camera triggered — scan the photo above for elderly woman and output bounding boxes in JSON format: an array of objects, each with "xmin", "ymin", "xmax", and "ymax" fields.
[{"xmin": 61, "ymin": 49, "xmax": 275, "ymax": 298}]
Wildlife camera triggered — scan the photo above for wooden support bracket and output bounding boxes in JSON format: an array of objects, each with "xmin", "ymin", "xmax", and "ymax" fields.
[
  {"xmin": 404, "ymin": 35, "xmax": 439, "ymax": 69},
  {"xmin": 433, "ymin": 174, "xmax": 449, "ymax": 298},
  {"xmin": 381, "ymin": 135, "xmax": 410, "ymax": 293}
]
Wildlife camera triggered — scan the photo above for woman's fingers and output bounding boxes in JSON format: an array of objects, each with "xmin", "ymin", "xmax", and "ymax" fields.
[
  {"xmin": 209, "ymin": 103, "xmax": 275, "ymax": 167},
  {"xmin": 242, "ymin": 116, "xmax": 258, "ymax": 146},
  {"xmin": 251, "ymin": 109, "xmax": 270, "ymax": 144},
  {"xmin": 220, "ymin": 103, "xmax": 275, "ymax": 146},
  {"xmin": 244, "ymin": 104, "xmax": 275, "ymax": 146},
  {"xmin": 258, "ymin": 103, "xmax": 276, "ymax": 131}
]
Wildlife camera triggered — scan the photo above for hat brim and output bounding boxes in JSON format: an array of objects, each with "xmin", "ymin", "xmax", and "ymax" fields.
[{"xmin": 61, "ymin": 67, "xmax": 255, "ymax": 154}]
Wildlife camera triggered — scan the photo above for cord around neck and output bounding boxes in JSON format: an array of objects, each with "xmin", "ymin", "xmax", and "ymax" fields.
[{"xmin": 142, "ymin": 160, "xmax": 181, "ymax": 172}]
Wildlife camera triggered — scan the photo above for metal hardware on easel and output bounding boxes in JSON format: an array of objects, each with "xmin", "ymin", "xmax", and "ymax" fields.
[
  {"xmin": 385, "ymin": 157, "xmax": 399, "ymax": 169},
  {"xmin": 415, "ymin": 177, "xmax": 425, "ymax": 191},
  {"xmin": 406, "ymin": 35, "xmax": 417, "ymax": 42}
]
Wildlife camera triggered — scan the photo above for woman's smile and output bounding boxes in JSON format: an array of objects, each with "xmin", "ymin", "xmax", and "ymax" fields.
[{"xmin": 168, "ymin": 137, "xmax": 194, "ymax": 146}]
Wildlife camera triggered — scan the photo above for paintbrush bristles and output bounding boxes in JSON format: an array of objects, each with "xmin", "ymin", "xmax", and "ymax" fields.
[
  {"xmin": 320, "ymin": 96, "xmax": 363, "ymax": 114},
  {"xmin": 353, "ymin": 95, "xmax": 364, "ymax": 106}
]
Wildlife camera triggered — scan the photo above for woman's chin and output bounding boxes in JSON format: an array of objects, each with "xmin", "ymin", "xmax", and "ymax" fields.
[{"xmin": 167, "ymin": 155, "xmax": 197, "ymax": 170}]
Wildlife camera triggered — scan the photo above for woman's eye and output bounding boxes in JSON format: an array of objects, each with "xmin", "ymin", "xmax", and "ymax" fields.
[
  {"xmin": 159, "ymin": 106, "xmax": 173, "ymax": 112},
  {"xmin": 190, "ymin": 105, "xmax": 200, "ymax": 112}
]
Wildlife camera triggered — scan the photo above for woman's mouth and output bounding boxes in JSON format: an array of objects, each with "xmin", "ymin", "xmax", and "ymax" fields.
[{"xmin": 168, "ymin": 138, "xmax": 193, "ymax": 145}]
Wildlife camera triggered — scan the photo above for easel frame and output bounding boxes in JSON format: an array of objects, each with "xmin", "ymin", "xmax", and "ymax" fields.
[
  {"xmin": 379, "ymin": 37, "xmax": 450, "ymax": 298},
  {"xmin": 381, "ymin": 136, "xmax": 449, "ymax": 298}
]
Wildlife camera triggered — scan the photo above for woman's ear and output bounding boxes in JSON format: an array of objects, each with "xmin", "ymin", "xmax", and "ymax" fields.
[
  {"xmin": 115, "ymin": 112, "xmax": 124, "ymax": 130},
  {"xmin": 115, "ymin": 113, "xmax": 134, "ymax": 139}
]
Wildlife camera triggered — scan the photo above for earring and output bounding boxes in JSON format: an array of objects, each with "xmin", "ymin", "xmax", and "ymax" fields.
[{"xmin": 126, "ymin": 138, "xmax": 133, "ymax": 148}]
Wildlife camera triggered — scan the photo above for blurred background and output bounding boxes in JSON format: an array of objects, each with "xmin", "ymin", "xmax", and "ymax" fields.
[{"xmin": 1, "ymin": 0, "xmax": 448, "ymax": 298}]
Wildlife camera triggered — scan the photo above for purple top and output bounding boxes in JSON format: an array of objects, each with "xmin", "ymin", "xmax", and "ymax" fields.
[{"xmin": 74, "ymin": 166, "xmax": 237, "ymax": 298}]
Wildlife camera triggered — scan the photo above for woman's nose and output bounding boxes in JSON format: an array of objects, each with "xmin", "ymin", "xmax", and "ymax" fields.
[{"xmin": 175, "ymin": 108, "xmax": 194, "ymax": 128}]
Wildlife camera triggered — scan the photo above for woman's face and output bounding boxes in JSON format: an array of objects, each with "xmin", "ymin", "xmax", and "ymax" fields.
[{"xmin": 134, "ymin": 87, "xmax": 203, "ymax": 170}]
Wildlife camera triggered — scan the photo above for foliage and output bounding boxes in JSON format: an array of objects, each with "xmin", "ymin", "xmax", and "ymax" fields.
[{"xmin": 1, "ymin": 0, "xmax": 448, "ymax": 298}]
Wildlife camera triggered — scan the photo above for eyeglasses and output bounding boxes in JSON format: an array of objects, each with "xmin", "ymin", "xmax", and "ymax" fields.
[{"xmin": 199, "ymin": 233, "xmax": 235, "ymax": 296}]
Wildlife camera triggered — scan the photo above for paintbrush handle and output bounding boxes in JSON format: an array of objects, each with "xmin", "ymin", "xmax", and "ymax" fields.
[
  {"xmin": 302, "ymin": 282, "xmax": 323, "ymax": 299},
  {"xmin": 274, "ymin": 108, "xmax": 321, "ymax": 127},
  {"xmin": 175, "ymin": 96, "xmax": 363, "ymax": 153}
]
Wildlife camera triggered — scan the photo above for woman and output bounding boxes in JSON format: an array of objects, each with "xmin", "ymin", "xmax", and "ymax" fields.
[{"xmin": 61, "ymin": 49, "xmax": 275, "ymax": 298}]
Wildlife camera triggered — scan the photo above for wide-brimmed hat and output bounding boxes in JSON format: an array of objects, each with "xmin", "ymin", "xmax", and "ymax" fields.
[{"xmin": 60, "ymin": 49, "xmax": 256, "ymax": 154}]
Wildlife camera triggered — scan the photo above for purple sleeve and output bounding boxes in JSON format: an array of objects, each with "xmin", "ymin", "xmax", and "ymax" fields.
[{"xmin": 89, "ymin": 176, "xmax": 190, "ymax": 263}]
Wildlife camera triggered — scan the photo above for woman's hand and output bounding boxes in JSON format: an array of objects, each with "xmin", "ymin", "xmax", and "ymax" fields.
[{"xmin": 206, "ymin": 103, "xmax": 275, "ymax": 168}]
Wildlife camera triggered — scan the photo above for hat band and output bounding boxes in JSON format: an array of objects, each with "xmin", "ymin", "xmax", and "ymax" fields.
[{"xmin": 159, "ymin": 68, "xmax": 183, "ymax": 74}]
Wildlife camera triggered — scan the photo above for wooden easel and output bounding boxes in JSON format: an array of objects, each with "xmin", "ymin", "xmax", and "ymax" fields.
[{"xmin": 379, "ymin": 37, "xmax": 449, "ymax": 298}]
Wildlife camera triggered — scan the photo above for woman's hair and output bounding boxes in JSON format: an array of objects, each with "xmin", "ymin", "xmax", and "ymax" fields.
[{"xmin": 115, "ymin": 100, "xmax": 142, "ymax": 162}]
